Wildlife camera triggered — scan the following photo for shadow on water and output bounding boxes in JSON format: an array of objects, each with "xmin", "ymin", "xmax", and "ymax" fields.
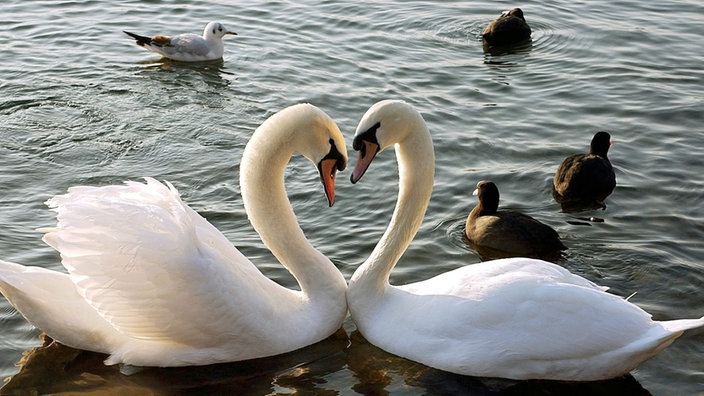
[
  {"xmin": 553, "ymin": 193, "xmax": 610, "ymax": 214},
  {"xmin": 483, "ymin": 39, "xmax": 534, "ymax": 58},
  {"xmin": 128, "ymin": 58, "xmax": 235, "ymax": 90},
  {"xmin": 2, "ymin": 331, "xmax": 652, "ymax": 395},
  {"xmin": 1, "ymin": 331, "xmax": 348, "ymax": 395},
  {"xmin": 480, "ymin": 39, "xmax": 533, "ymax": 85}
]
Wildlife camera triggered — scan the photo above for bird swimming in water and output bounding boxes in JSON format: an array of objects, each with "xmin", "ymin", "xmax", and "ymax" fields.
[
  {"xmin": 124, "ymin": 21, "xmax": 237, "ymax": 62},
  {"xmin": 482, "ymin": 8, "xmax": 532, "ymax": 48}
]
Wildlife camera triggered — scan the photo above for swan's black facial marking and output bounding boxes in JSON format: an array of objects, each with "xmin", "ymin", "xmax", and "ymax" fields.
[
  {"xmin": 322, "ymin": 138, "xmax": 346, "ymax": 171},
  {"xmin": 350, "ymin": 122, "xmax": 382, "ymax": 184},
  {"xmin": 318, "ymin": 138, "xmax": 346, "ymax": 207},
  {"xmin": 352, "ymin": 122, "xmax": 381, "ymax": 157}
]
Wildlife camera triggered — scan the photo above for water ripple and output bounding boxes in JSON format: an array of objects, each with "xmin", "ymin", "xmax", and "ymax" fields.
[{"xmin": 0, "ymin": 0, "xmax": 703, "ymax": 394}]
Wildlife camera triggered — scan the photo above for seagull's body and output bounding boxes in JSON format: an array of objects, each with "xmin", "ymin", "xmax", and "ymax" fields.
[{"xmin": 124, "ymin": 21, "xmax": 236, "ymax": 62}]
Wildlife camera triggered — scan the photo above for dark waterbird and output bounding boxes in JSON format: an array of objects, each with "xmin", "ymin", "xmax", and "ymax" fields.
[
  {"xmin": 482, "ymin": 8, "xmax": 532, "ymax": 48},
  {"xmin": 553, "ymin": 131, "xmax": 616, "ymax": 211},
  {"xmin": 465, "ymin": 180, "xmax": 566, "ymax": 258}
]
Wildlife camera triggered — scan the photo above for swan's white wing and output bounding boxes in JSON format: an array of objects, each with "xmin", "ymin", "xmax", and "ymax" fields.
[
  {"xmin": 400, "ymin": 258, "xmax": 607, "ymax": 298},
  {"xmin": 389, "ymin": 258, "xmax": 673, "ymax": 379},
  {"xmin": 42, "ymin": 178, "xmax": 280, "ymax": 347},
  {"xmin": 398, "ymin": 258, "xmax": 648, "ymax": 354}
]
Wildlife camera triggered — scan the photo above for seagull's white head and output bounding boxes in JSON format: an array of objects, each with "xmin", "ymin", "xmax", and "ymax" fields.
[{"xmin": 203, "ymin": 21, "xmax": 237, "ymax": 40}]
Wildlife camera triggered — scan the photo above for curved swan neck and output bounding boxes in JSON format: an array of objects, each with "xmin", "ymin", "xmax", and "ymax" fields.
[
  {"xmin": 239, "ymin": 119, "xmax": 342, "ymax": 297},
  {"xmin": 352, "ymin": 120, "xmax": 435, "ymax": 293}
]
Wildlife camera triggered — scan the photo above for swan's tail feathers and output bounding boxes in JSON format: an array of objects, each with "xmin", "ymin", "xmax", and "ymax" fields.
[
  {"xmin": 0, "ymin": 260, "xmax": 54, "ymax": 303},
  {"xmin": 0, "ymin": 260, "xmax": 121, "ymax": 354},
  {"xmin": 0, "ymin": 260, "xmax": 26, "ymax": 302},
  {"xmin": 660, "ymin": 316, "xmax": 704, "ymax": 333}
]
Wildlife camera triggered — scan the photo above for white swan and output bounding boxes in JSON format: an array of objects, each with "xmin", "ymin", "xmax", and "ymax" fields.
[
  {"xmin": 346, "ymin": 99, "xmax": 704, "ymax": 381},
  {"xmin": 0, "ymin": 103, "xmax": 348, "ymax": 367}
]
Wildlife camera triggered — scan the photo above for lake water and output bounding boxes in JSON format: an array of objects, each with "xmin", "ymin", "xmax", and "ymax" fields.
[{"xmin": 1, "ymin": 0, "xmax": 703, "ymax": 394}]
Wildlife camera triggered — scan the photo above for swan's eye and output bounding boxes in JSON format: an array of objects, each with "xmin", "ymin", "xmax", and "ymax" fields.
[
  {"xmin": 322, "ymin": 139, "xmax": 346, "ymax": 171},
  {"xmin": 352, "ymin": 122, "xmax": 381, "ymax": 151}
]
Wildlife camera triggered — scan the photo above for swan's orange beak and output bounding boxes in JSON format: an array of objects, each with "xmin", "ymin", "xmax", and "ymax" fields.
[
  {"xmin": 319, "ymin": 158, "xmax": 339, "ymax": 207},
  {"xmin": 350, "ymin": 140, "xmax": 380, "ymax": 184}
]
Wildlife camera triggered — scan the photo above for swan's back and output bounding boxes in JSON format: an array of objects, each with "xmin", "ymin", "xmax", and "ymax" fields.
[{"xmin": 372, "ymin": 259, "xmax": 702, "ymax": 380}]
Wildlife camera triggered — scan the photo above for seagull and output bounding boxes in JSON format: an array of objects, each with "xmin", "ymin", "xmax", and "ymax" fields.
[{"xmin": 124, "ymin": 21, "xmax": 237, "ymax": 62}]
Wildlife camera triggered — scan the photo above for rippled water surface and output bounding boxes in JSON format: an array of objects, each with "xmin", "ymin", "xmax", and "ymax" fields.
[{"xmin": 1, "ymin": 1, "xmax": 703, "ymax": 395}]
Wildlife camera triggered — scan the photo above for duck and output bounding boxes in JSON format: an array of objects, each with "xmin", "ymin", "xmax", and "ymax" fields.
[
  {"xmin": 346, "ymin": 99, "xmax": 704, "ymax": 381},
  {"xmin": 124, "ymin": 21, "xmax": 237, "ymax": 62},
  {"xmin": 482, "ymin": 8, "xmax": 532, "ymax": 48},
  {"xmin": 0, "ymin": 103, "xmax": 348, "ymax": 367},
  {"xmin": 553, "ymin": 131, "xmax": 616, "ymax": 211},
  {"xmin": 465, "ymin": 180, "xmax": 566, "ymax": 257}
]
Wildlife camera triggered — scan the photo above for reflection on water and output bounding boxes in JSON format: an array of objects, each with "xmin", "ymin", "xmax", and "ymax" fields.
[
  {"xmin": 482, "ymin": 39, "xmax": 534, "ymax": 57},
  {"xmin": 2, "ymin": 331, "xmax": 652, "ymax": 395},
  {"xmin": 1, "ymin": 331, "xmax": 348, "ymax": 395},
  {"xmin": 463, "ymin": 236, "xmax": 565, "ymax": 263},
  {"xmin": 346, "ymin": 331, "xmax": 651, "ymax": 396},
  {"xmin": 130, "ymin": 58, "xmax": 234, "ymax": 92}
]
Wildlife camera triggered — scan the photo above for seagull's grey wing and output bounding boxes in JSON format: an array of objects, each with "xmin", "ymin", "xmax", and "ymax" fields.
[{"xmin": 169, "ymin": 34, "xmax": 211, "ymax": 56}]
